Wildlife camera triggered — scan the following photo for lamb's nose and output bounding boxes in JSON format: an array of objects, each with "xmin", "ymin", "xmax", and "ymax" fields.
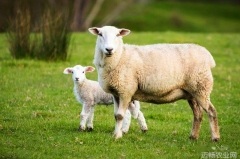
[
  {"xmin": 75, "ymin": 78, "xmax": 79, "ymax": 81},
  {"xmin": 106, "ymin": 48, "xmax": 113, "ymax": 53}
]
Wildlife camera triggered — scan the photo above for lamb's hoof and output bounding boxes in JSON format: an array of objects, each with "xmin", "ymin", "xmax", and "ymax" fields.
[
  {"xmin": 87, "ymin": 127, "xmax": 93, "ymax": 132},
  {"xmin": 78, "ymin": 126, "xmax": 85, "ymax": 132},
  {"xmin": 189, "ymin": 135, "xmax": 198, "ymax": 140},
  {"xmin": 141, "ymin": 128, "xmax": 148, "ymax": 133},
  {"xmin": 211, "ymin": 138, "xmax": 220, "ymax": 142}
]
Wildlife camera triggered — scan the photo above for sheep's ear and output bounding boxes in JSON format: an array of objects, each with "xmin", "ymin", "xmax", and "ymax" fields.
[
  {"xmin": 88, "ymin": 27, "xmax": 100, "ymax": 35},
  {"xmin": 118, "ymin": 29, "xmax": 130, "ymax": 37},
  {"xmin": 63, "ymin": 68, "xmax": 72, "ymax": 74},
  {"xmin": 85, "ymin": 66, "xmax": 95, "ymax": 72}
]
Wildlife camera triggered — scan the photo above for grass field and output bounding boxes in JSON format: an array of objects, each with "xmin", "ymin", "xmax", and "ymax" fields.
[{"xmin": 0, "ymin": 32, "xmax": 240, "ymax": 158}]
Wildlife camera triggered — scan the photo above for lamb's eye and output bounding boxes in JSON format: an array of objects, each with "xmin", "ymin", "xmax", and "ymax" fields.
[
  {"xmin": 82, "ymin": 71, "xmax": 84, "ymax": 73},
  {"xmin": 72, "ymin": 71, "xmax": 74, "ymax": 74},
  {"xmin": 98, "ymin": 33, "xmax": 102, "ymax": 36}
]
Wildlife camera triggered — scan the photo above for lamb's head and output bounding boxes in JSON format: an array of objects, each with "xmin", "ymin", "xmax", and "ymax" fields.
[
  {"xmin": 63, "ymin": 65, "xmax": 95, "ymax": 84},
  {"xmin": 88, "ymin": 26, "xmax": 130, "ymax": 57}
]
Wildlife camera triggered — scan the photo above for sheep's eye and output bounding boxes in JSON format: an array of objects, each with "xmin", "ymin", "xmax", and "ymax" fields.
[
  {"xmin": 72, "ymin": 71, "xmax": 74, "ymax": 74},
  {"xmin": 82, "ymin": 71, "xmax": 84, "ymax": 73},
  {"xmin": 98, "ymin": 33, "xmax": 102, "ymax": 36}
]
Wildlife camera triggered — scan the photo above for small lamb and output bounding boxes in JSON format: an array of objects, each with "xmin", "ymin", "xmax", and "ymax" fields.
[{"xmin": 63, "ymin": 65, "xmax": 148, "ymax": 133}]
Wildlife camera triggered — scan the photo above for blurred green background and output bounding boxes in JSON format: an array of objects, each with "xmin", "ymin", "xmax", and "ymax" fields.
[{"xmin": 1, "ymin": 0, "xmax": 240, "ymax": 33}]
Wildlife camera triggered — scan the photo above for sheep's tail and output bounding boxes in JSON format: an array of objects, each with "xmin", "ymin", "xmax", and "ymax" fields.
[
  {"xmin": 210, "ymin": 56, "xmax": 216, "ymax": 68},
  {"xmin": 204, "ymin": 47, "xmax": 216, "ymax": 68},
  {"xmin": 210, "ymin": 55, "xmax": 216, "ymax": 68},
  {"xmin": 198, "ymin": 45, "xmax": 216, "ymax": 69}
]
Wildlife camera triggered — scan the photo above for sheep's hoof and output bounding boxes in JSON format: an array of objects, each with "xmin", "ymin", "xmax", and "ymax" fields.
[
  {"xmin": 87, "ymin": 127, "xmax": 93, "ymax": 132},
  {"xmin": 78, "ymin": 126, "xmax": 85, "ymax": 132},
  {"xmin": 141, "ymin": 128, "xmax": 148, "ymax": 133},
  {"xmin": 122, "ymin": 130, "xmax": 129, "ymax": 134},
  {"xmin": 211, "ymin": 138, "xmax": 220, "ymax": 142},
  {"xmin": 189, "ymin": 135, "xmax": 198, "ymax": 140},
  {"xmin": 114, "ymin": 132, "xmax": 122, "ymax": 139}
]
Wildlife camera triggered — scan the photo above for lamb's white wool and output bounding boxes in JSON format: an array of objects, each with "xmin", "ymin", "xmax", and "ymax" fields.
[
  {"xmin": 63, "ymin": 65, "xmax": 148, "ymax": 132},
  {"xmin": 89, "ymin": 26, "xmax": 220, "ymax": 142}
]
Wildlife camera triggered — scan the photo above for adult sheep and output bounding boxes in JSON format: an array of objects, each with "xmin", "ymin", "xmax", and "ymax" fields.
[{"xmin": 88, "ymin": 26, "xmax": 220, "ymax": 142}]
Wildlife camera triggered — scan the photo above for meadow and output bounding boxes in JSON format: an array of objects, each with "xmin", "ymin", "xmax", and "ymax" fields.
[{"xmin": 0, "ymin": 32, "xmax": 240, "ymax": 158}]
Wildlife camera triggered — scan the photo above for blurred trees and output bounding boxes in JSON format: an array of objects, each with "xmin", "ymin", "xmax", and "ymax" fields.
[
  {"xmin": 0, "ymin": 0, "xmax": 239, "ymax": 32},
  {"xmin": 72, "ymin": 0, "xmax": 105, "ymax": 31},
  {"xmin": 0, "ymin": 0, "xmax": 134, "ymax": 32},
  {"xmin": 7, "ymin": 0, "xmax": 72, "ymax": 61},
  {"xmin": 4, "ymin": 0, "xmax": 134, "ymax": 61}
]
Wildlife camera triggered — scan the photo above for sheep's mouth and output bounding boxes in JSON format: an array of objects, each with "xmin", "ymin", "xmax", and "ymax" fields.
[{"xmin": 105, "ymin": 53, "xmax": 112, "ymax": 57}]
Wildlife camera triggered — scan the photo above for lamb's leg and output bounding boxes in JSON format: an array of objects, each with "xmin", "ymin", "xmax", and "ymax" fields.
[
  {"xmin": 188, "ymin": 99, "xmax": 203, "ymax": 140},
  {"xmin": 122, "ymin": 110, "xmax": 131, "ymax": 134},
  {"xmin": 113, "ymin": 96, "xmax": 120, "ymax": 135},
  {"xmin": 114, "ymin": 96, "xmax": 131, "ymax": 139},
  {"xmin": 129, "ymin": 101, "xmax": 148, "ymax": 132},
  {"xmin": 78, "ymin": 104, "xmax": 91, "ymax": 131},
  {"xmin": 195, "ymin": 96, "xmax": 220, "ymax": 142},
  {"xmin": 87, "ymin": 107, "xmax": 94, "ymax": 131}
]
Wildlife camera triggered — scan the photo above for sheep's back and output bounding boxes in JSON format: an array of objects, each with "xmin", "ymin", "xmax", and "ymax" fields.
[{"xmin": 123, "ymin": 44, "xmax": 215, "ymax": 95}]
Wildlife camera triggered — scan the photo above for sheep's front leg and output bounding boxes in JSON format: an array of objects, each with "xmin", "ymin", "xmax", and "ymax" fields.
[
  {"xmin": 114, "ymin": 96, "xmax": 131, "ymax": 139},
  {"xmin": 87, "ymin": 107, "xmax": 94, "ymax": 131},
  {"xmin": 78, "ymin": 103, "xmax": 92, "ymax": 131}
]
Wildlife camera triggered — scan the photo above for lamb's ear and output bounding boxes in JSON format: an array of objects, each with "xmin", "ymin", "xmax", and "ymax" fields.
[
  {"xmin": 63, "ymin": 68, "xmax": 73, "ymax": 74},
  {"xmin": 118, "ymin": 29, "xmax": 130, "ymax": 37},
  {"xmin": 88, "ymin": 27, "xmax": 100, "ymax": 35},
  {"xmin": 85, "ymin": 66, "xmax": 95, "ymax": 72}
]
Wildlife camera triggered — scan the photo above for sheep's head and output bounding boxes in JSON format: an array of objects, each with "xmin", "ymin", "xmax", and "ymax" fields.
[
  {"xmin": 63, "ymin": 65, "xmax": 95, "ymax": 83},
  {"xmin": 88, "ymin": 26, "xmax": 130, "ymax": 57}
]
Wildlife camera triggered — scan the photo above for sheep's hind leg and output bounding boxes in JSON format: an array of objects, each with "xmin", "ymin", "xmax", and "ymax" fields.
[
  {"xmin": 87, "ymin": 107, "xmax": 94, "ymax": 131},
  {"xmin": 208, "ymin": 102, "xmax": 220, "ymax": 142},
  {"xmin": 195, "ymin": 96, "xmax": 220, "ymax": 142},
  {"xmin": 188, "ymin": 98, "xmax": 203, "ymax": 140},
  {"xmin": 129, "ymin": 101, "xmax": 148, "ymax": 132},
  {"xmin": 137, "ymin": 111, "xmax": 148, "ymax": 133}
]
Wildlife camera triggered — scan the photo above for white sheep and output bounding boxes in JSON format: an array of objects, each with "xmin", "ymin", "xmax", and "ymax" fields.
[
  {"xmin": 63, "ymin": 65, "xmax": 148, "ymax": 133},
  {"xmin": 88, "ymin": 26, "xmax": 220, "ymax": 142}
]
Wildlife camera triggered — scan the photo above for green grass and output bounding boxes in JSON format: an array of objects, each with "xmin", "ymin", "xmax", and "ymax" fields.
[
  {"xmin": 0, "ymin": 32, "xmax": 240, "ymax": 158},
  {"xmin": 94, "ymin": 1, "xmax": 240, "ymax": 32}
]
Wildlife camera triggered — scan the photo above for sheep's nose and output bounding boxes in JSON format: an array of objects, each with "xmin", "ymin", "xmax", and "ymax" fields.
[
  {"xmin": 106, "ymin": 48, "xmax": 113, "ymax": 53},
  {"xmin": 75, "ymin": 78, "xmax": 79, "ymax": 81}
]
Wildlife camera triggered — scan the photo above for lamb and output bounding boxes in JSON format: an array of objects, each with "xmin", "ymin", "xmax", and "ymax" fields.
[
  {"xmin": 63, "ymin": 65, "xmax": 148, "ymax": 133},
  {"xmin": 88, "ymin": 26, "xmax": 220, "ymax": 142}
]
